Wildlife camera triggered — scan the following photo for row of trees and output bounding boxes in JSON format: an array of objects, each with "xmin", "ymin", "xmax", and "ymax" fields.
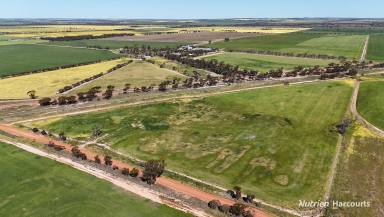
[
  {"xmin": 41, "ymin": 33, "xmax": 135, "ymax": 41},
  {"xmin": 208, "ymin": 200, "xmax": 254, "ymax": 217}
]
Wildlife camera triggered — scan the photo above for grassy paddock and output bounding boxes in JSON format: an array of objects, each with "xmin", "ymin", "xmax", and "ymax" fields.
[
  {"xmin": 0, "ymin": 59, "xmax": 127, "ymax": 100},
  {"xmin": 33, "ymin": 81, "xmax": 353, "ymax": 208},
  {"xmin": 209, "ymin": 32, "xmax": 366, "ymax": 59},
  {"xmin": 203, "ymin": 52, "xmax": 334, "ymax": 72},
  {"xmin": 0, "ymin": 44, "xmax": 119, "ymax": 78},
  {"xmin": 367, "ymin": 34, "xmax": 384, "ymax": 61},
  {"xmin": 357, "ymin": 80, "xmax": 384, "ymax": 130},
  {"xmin": 47, "ymin": 40, "xmax": 186, "ymax": 49},
  {"xmin": 69, "ymin": 60, "xmax": 186, "ymax": 94},
  {"xmin": 0, "ymin": 142, "xmax": 191, "ymax": 217},
  {"xmin": 328, "ymin": 125, "xmax": 384, "ymax": 217}
]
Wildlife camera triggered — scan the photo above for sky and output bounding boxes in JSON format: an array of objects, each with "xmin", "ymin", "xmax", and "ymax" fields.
[{"xmin": 1, "ymin": 0, "xmax": 383, "ymax": 19}]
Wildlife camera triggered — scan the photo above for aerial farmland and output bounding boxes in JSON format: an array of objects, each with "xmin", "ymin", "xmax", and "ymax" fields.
[{"xmin": 0, "ymin": 2, "xmax": 384, "ymax": 217}]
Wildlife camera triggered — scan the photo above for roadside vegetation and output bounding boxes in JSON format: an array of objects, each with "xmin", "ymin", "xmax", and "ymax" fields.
[{"xmin": 32, "ymin": 81, "xmax": 353, "ymax": 208}]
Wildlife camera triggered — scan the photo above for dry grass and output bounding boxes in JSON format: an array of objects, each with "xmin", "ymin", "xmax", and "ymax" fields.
[{"xmin": 0, "ymin": 59, "xmax": 127, "ymax": 100}]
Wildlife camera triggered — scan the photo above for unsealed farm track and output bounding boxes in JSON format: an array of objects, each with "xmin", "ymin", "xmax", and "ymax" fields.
[{"xmin": 0, "ymin": 123, "xmax": 273, "ymax": 217}]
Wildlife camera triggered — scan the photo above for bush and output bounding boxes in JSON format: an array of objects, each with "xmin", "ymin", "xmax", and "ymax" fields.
[
  {"xmin": 208, "ymin": 200, "xmax": 221, "ymax": 209},
  {"xmin": 130, "ymin": 168, "xmax": 139, "ymax": 177}
]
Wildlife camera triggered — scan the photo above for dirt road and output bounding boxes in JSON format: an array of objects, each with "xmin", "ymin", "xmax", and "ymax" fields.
[
  {"xmin": 360, "ymin": 36, "xmax": 370, "ymax": 63},
  {"xmin": 0, "ymin": 123, "xmax": 273, "ymax": 217}
]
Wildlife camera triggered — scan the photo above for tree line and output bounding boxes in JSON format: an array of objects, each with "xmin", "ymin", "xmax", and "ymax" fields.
[{"xmin": 41, "ymin": 33, "xmax": 135, "ymax": 41}]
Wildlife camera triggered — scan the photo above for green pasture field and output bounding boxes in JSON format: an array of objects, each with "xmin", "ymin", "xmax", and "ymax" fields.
[
  {"xmin": 0, "ymin": 44, "xmax": 119, "ymax": 78},
  {"xmin": 203, "ymin": 52, "xmax": 334, "ymax": 72},
  {"xmin": 32, "ymin": 80, "xmax": 354, "ymax": 208},
  {"xmin": 328, "ymin": 124, "xmax": 384, "ymax": 217},
  {"xmin": 366, "ymin": 34, "xmax": 384, "ymax": 61},
  {"xmin": 209, "ymin": 32, "xmax": 366, "ymax": 59},
  {"xmin": 46, "ymin": 39, "xmax": 186, "ymax": 49},
  {"xmin": 0, "ymin": 142, "xmax": 191, "ymax": 217},
  {"xmin": 357, "ymin": 80, "xmax": 384, "ymax": 130},
  {"xmin": 69, "ymin": 60, "xmax": 186, "ymax": 94}
]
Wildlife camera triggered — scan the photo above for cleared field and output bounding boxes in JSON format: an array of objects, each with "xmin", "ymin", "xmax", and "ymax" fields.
[
  {"xmin": 0, "ymin": 59, "xmax": 127, "ymax": 100},
  {"xmin": 203, "ymin": 52, "xmax": 334, "ymax": 72},
  {"xmin": 47, "ymin": 40, "xmax": 186, "ymax": 49},
  {"xmin": 366, "ymin": 34, "xmax": 384, "ymax": 61},
  {"xmin": 0, "ymin": 142, "xmax": 191, "ymax": 217},
  {"xmin": 0, "ymin": 44, "xmax": 119, "ymax": 78},
  {"xmin": 329, "ymin": 125, "xmax": 384, "ymax": 217},
  {"xmin": 70, "ymin": 60, "xmax": 186, "ymax": 93},
  {"xmin": 209, "ymin": 33, "xmax": 367, "ymax": 59},
  {"xmin": 110, "ymin": 32, "xmax": 261, "ymax": 43},
  {"xmin": 33, "ymin": 81, "xmax": 353, "ymax": 208},
  {"xmin": 357, "ymin": 80, "xmax": 384, "ymax": 130}
]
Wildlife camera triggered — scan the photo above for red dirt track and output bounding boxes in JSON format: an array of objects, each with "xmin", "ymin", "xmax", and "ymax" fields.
[{"xmin": 0, "ymin": 123, "xmax": 273, "ymax": 217}]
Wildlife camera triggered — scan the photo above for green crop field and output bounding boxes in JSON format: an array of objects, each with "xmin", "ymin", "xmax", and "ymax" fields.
[
  {"xmin": 357, "ymin": 80, "xmax": 384, "ymax": 130},
  {"xmin": 209, "ymin": 32, "xmax": 366, "ymax": 59},
  {"xmin": 32, "ymin": 81, "xmax": 353, "ymax": 208},
  {"xmin": 0, "ymin": 142, "xmax": 191, "ymax": 217},
  {"xmin": 203, "ymin": 52, "xmax": 334, "ymax": 72},
  {"xmin": 69, "ymin": 60, "xmax": 186, "ymax": 94},
  {"xmin": 328, "ymin": 124, "xmax": 384, "ymax": 217},
  {"xmin": 0, "ymin": 44, "xmax": 119, "ymax": 78},
  {"xmin": 367, "ymin": 34, "xmax": 384, "ymax": 61},
  {"xmin": 46, "ymin": 39, "xmax": 187, "ymax": 49}
]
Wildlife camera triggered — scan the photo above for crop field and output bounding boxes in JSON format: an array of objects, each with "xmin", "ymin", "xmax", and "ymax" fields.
[
  {"xmin": 366, "ymin": 34, "xmax": 384, "ymax": 61},
  {"xmin": 209, "ymin": 32, "xmax": 367, "ymax": 59},
  {"xmin": 357, "ymin": 80, "xmax": 384, "ymax": 130},
  {"xmin": 0, "ymin": 59, "xmax": 127, "ymax": 100},
  {"xmin": 0, "ymin": 142, "xmax": 191, "ymax": 217},
  {"xmin": 168, "ymin": 27, "xmax": 308, "ymax": 34},
  {"xmin": 202, "ymin": 52, "xmax": 334, "ymax": 72},
  {"xmin": 0, "ymin": 44, "xmax": 119, "ymax": 78},
  {"xmin": 329, "ymin": 125, "xmax": 384, "ymax": 217},
  {"xmin": 110, "ymin": 32, "xmax": 261, "ymax": 43},
  {"xmin": 32, "ymin": 81, "xmax": 353, "ymax": 207},
  {"xmin": 69, "ymin": 60, "xmax": 186, "ymax": 94},
  {"xmin": 47, "ymin": 40, "xmax": 187, "ymax": 49}
]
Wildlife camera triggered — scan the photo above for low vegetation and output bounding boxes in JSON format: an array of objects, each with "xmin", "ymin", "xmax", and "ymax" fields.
[
  {"xmin": 47, "ymin": 40, "xmax": 186, "ymax": 49},
  {"xmin": 367, "ymin": 34, "xmax": 384, "ymax": 61}
]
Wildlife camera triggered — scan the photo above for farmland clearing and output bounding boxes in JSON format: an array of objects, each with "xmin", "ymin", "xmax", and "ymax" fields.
[{"xmin": 31, "ymin": 80, "xmax": 354, "ymax": 208}]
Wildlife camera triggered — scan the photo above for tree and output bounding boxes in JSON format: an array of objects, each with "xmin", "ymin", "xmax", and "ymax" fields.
[
  {"xmin": 142, "ymin": 159, "xmax": 165, "ymax": 185},
  {"xmin": 130, "ymin": 168, "xmax": 139, "ymax": 177},
  {"xmin": 229, "ymin": 203, "xmax": 247, "ymax": 216},
  {"xmin": 208, "ymin": 200, "xmax": 221, "ymax": 209},
  {"xmin": 104, "ymin": 156, "xmax": 113, "ymax": 166},
  {"xmin": 38, "ymin": 97, "xmax": 51, "ymax": 106},
  {"xmin": 234, "ymin": 186, "xmax": 242, "ymax": 200},
  {"xmin": 94, "ymin": 155, "xmax": 101, "ymax": 164},
  {"xmin": 122, "ymin": 168, "xmax": 130, "ymax": 176},
  {"xmin": 27, "ymin": 90, "xmax": 37, "ymax": 99}
]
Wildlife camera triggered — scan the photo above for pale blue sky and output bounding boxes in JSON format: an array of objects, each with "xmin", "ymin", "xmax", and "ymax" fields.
[{"xmin": 1, "ymin": 0, "xmax": 383, "ymax": 19}]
